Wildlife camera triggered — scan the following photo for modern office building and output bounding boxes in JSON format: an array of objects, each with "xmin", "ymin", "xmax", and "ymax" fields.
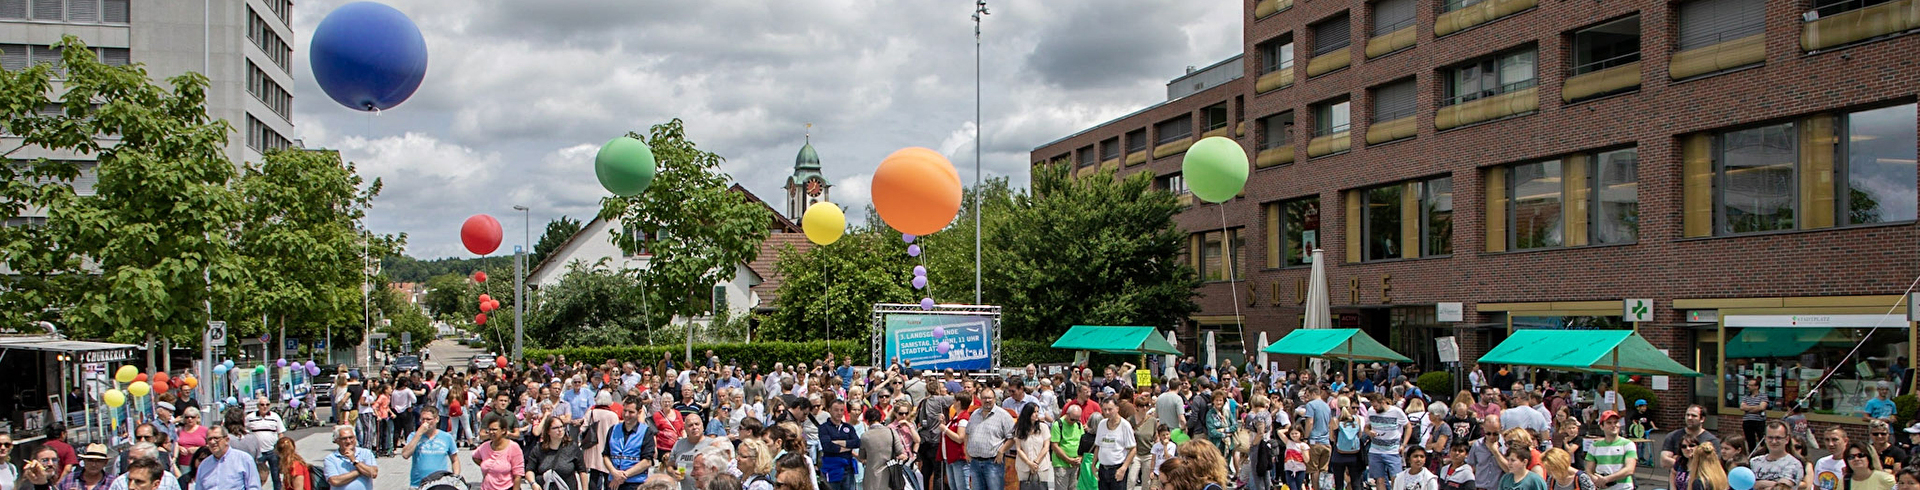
[
  {"xmin": 1, "ymin": 0, "xmax": 296, "ymax": 187},
  {"xmin": 1035, "ymin": 0, "xmax": 1920, "ymax": 428}
]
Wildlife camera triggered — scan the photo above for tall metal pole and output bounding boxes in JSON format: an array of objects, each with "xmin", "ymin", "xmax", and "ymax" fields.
[
  {"xmin": 199, "ymin": 0, "xmax": 212, "ymax": 413},
  {"xmin": 513, "ymin": 206, "xmax": 529, "ymax": 361},
  {"xmin": 973, "ymin": 0, "xmax": 988, "ymax": 305}
]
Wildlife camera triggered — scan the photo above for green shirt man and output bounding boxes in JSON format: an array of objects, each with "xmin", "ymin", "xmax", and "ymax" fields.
[{"xmin": 1051, "ymin": 418, "xmax": 1087, "ymax": 468}]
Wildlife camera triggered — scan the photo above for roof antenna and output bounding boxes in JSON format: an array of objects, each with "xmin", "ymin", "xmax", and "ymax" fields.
[{"xmin": 805, "ymin": 122, "xmax": 812, "ymax": 144}]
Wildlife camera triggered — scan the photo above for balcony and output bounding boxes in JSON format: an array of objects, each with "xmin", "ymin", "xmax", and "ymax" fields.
[
  {"xmin": 1153, "ymin": 137, "xmax": 1195, "ymax": 159},
  {"xmin": 1562, "ymin": 59, "xmax": 1642, "ymax": 102},
  {"xmin": 1176, "ymin": 193, "xmax": 1195, "ymax": 206},
  {"xmin": 1100, "ymin": 158, "xmax": 1120, "ymax": 173},
  {"xmin": 1435, "ymin": 86, "xmax": 1539, "ymax": 130},
  {"xmin": 1237, "ymin": 121, "xmax": 1248, "ymax": 137},
  {"xmin": 1307, "ymin": 131, "xmax": 1352, "ymax": 157},
  {"xmin": 1255, "ymin": 146, "xmax": 1295, "ymax": 168},
  {"xmin": 1125, "ymin": 151, "xmax": 1148, "ymax": 166},
  {"xmin": 1201, "ymin": 124, "xmax": 1231, "ymax": 139},
  {"xmin": 1305, "ymin": 47, "xmax": 1351, "ymax": 77},
  {"xmin": 1075, "ymin": 164, "xmax": 1099, "ymax": 178},
  {"xmin": 1435, "ymin": 0, "xmax": 1537, "ymax": 36},
  {"xmin": 1802, "ymin": 0, "xmax": 1920, "ymax": 51},
  {"xmin": 1365, "ymin": 115, "xmax": 1417, "ymax": 144},
  {"xmin": 1256, "ymin": 66, "xmax": 1295, "ymax": 93},
  {"xmin": 1254, "ymin": 0, "xmax": 1293, "ymax": 19},
  {"xmin": 1669, "ymin": 33, "xmax": 1765, "ymax": 79},
  {"xmin": 1366, "ymin": 26, "xmax": 1416, "ymax": 58}
]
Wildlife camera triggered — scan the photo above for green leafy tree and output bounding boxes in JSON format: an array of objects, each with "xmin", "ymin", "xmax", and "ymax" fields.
[
  {"xmin": 599, "ymin": 119, "xmax": 773, "ymax": 339},
  {"xmin": 22, "ymin": 38, "xmax": 249, "ymax": 347},
  {"xmin": 380, "ymin": 255, "xmax": 513, "ymax": 283},
  {"xmin": 0, "ymin": 46, "xmax": 88, "ymax": 332},
  {"xmin": 372, "ymin": 286, "xmax": 433, "ymax": 352},
  {"xmin": 524, "ymin": 259, "xmax": 649, "ymax": 348},
  {"xmin": 532, "ymin": 216, "xmax": 582, "ymax": 267},
  {"xmin": 764, "ymin": 226, "xmax": 914, "ymax": 341},
  {"xmin": 421, "ymin": 273, "xmax": 468, "ymax": 319}
]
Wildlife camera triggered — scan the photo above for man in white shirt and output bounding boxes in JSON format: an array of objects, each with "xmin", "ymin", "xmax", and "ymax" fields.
[
  {"xmin": 1365, "ymin": 393, "xmax": 1414, "ymax": 490},
  {"xmin": 1808, "ymin": 426, "xmax": 1849, "ymax": 490}
]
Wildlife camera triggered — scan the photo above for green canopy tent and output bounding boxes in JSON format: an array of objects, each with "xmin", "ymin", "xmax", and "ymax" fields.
[
  {"xmin": 1476, "ymin": 329, "xmax": 1701, "ymax": 395},
  {"xmin": 1260, "ymin": 328, "xmax": 1411, "ymax": 383},
  {"xmin": 1051, "ymin": 326, "xmax": 1181, "ymax": 355}
]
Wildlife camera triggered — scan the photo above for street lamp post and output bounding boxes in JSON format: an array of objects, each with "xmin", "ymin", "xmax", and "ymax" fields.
[{"xmin": 512, "ymin": 205, "xmax": 529, "ymax": 361}]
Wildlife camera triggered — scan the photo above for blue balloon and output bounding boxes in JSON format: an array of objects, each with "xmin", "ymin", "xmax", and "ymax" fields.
[
  {"xmin": 223, "ymin": 359, "xmax": 235, "ymax": 369},
  {"xmin": 1728, "ymin": 467, "xmax": 1755, "ymax": 490},
  {"xmin": 310, "ymin": 2, "xmax": 428, "ymax": 111},
  {"xmin": 213, "ymin": 365, "xmax": 228, "ymax": 376}
]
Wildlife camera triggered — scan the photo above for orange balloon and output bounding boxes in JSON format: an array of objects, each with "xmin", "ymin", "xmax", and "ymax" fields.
[
  {"xmin": 154, "ymin": 380, "xmax": 170, "ymax": 394},
  {"xmin": 871, "ymin": 147, "xmax": 962, "ymax": 236}
]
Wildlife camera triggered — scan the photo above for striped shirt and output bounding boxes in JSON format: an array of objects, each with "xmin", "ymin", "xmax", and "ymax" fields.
[
  {"xmin": 1740, "ymin": 393, "xmax": 1770, "ymax": 422},
  {"xmin": 1584, "ymin": 437, "xmax": 1636, "ymax": 490}
]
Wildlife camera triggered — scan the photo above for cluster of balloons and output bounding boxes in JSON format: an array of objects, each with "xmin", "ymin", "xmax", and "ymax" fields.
[
  {"xmin": 461, "ymin": 214, "xmax": 503, "ymax": 255},
  {"xmin": 904, "ymin": 234, "xmax": 934, "ymax": 310},
  {"xmin": 103, "ymin": 365, "xmax": 198, "ymax": 408},
  {"xmin": 932, "ymin": 326, "xmax": 953, "ymax": 356},
  {"xmin": 310, "ymin": 2, "xmax": 428, "ymax": 112},
  {"xmin": 476, "ymin": 293, "xmax": 500, "ymax": 325},
  {"xmin": 274, "ymin": 359, "xmax": 324, "ymax": 376}
]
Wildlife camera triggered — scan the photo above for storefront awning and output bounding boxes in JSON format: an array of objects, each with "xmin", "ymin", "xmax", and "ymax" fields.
[
  {"xmin": 1260, "ymin": 328, "xmax": 1411, "ymax": 362},
  {"xmin": 1051, "ymin": 326, "xmax": 1180, "ymax": 355},
  {"xmin": 0, "ymin": 335, "xmax": 138, "ymax": 363},
  {"xmin": 1478, "ymin": 330, "xmax": 1701, "ymax": 377}
]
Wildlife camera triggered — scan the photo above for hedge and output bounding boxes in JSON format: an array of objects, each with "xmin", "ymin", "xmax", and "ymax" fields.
[
  {"xmin": 1416, "ymin": 372, "xmax": 1453, "ymax": 401},
  {"xmin": 528, "ymin": 339, "xmax": 1144, "ymax": 370}
]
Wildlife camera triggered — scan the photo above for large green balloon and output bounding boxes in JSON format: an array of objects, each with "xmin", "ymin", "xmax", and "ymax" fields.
[
  {"xmin": 1182, "ymin": 136, "xmax": 1250, "ymax": 203},
  {"xmin": 595, "ymin": 137, "xmax": 657, "ymax": 197}
]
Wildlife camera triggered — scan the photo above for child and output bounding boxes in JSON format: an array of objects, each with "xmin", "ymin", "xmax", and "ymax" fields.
[
  {"xmin": 1151, "ymin": 425, "xmax": 1178, "ymax": 488},
  {"xmin": 1284, "ymin": 427, "xmax": 1308, "ymax": 490},
  {"xmin": 1393, "ymin": 447, "xmax": 1439, "ymax": 490},
  {"xmin": 1440, "ymin": 442, "xmax": 1476, "ymax": 490}
]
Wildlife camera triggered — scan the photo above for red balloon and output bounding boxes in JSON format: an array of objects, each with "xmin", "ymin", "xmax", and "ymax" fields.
[
  {"xmin": 480, "ymin": 301, "xmax": 495, "ymax": 313},
  {"xmin": 495, "ymin": 356, "xmax": 508, "ymax": 368},
  {"xmin": 479, "ymin": 293, "xmax": 493, "ymax": 303},
  {"xmin": 488, "ymin": 300, "xmax": 501, "ymax": 311},
  {"xmin": 151, "ymin": 372, "xmax": 170, "ymax": 386},
  {"xmin": 475, "ymin": 313, "xmax": 488, "ymax": 325},
  {"xmin": 134, "ymin": 373, "xmax": 148, "ymax": 382},
  {"xmin": 153, "ymin": 380, "xmax": 170, "ymax": 394},
  {"xmin": 461, "ymin": 214, "xmax": 504, "ymax": 255},
  {"xmin": 473, "ymin": 271, "xmax": 488, "ymax": 283}
]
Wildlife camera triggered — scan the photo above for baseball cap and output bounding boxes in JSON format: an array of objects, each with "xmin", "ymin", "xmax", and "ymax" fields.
[
  {"xmin": 1634, "ymin": 399, "xmax": 1647, "ymax": 407},
  {"xmin": 1905, "ymin": 422, "xmax": 1920, "ymax": 434},
  {"xmin": 156, "ymin": 401, "xmax": 175, "ymax": 412},
  {"xmin": 1600, "ymin": 410, "xmax": 1622, "ymax": 422}
]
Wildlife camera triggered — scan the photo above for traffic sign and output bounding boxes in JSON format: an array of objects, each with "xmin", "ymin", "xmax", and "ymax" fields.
[
  {"xmin": 208, "ymin": 321, "xmax": 228, "ymax": 347},
  {"xmin": 1623, "ymin": 299, "xmax": 1653, "ymax": 322},
  {"xmin": 284, "ymin": 338, "xmax": 299, "ymax": 350}
]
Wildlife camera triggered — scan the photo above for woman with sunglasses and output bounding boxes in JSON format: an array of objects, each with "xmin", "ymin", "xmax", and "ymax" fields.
[
  {"xmin": 174, "ymin": 409, "xmax": 206, "ymax": 474},
  {"xmin": 0, "ymin": 434, "xmax": 17, "ymax": 490},
  {"xmin": 1845, "ymin": 441, "xmax": 1896, "ymax": 490}
]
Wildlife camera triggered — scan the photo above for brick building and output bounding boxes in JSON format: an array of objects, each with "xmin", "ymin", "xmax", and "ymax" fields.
[{"xmin": 1033, "ymin": 0, "xmax": 1920, "ymax": 431}]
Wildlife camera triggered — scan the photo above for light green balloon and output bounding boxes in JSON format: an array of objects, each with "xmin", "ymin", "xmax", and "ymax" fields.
[
  {"xmin": 1182, "ymin": 136, "xmax": 1250, "ymax": 203},
  {"xmin": 595, "ymin": 136, "xmax": 657, "ymax": 197}
]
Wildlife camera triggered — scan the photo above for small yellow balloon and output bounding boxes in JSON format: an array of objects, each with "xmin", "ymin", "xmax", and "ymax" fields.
[
  {"xmin": 115, "ymin": 365, "xmax": 137, "ymax": 384},
  {"xmin": 102, "ymin": 389, "xmax": 125, "ymax": 408},
  {"xmin": 802, "ymin": 202, "xmax": 846, "ymax": 246},
  {"xmin": 128, "ymin": 381, "xmax": 151, "ymax": 397}
]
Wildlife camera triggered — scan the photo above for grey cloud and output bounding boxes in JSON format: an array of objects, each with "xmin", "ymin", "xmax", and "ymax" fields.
[{"xmin": 1023, "ymin": 1, "xmax": 1206, "ymax": 89}]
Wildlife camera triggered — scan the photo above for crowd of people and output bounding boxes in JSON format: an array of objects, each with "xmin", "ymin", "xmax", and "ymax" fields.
[{"xmin": 8, "ymin": 354, "xmax": 1920, "ymax": 490}]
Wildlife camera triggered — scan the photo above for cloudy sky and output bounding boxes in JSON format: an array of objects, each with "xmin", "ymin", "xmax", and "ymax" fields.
[{"xmin": 288, "ymin": 0, "xmax": 1242, "ymax": 259}]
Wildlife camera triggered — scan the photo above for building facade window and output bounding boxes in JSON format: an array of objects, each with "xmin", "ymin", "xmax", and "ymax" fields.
[
  {"xmin": 1157, "ymin": 173, "xmax": 1187, "ymax": 195},
  {"xmin": 1372, "ymin": 0, "xmax": 1416, "ymax": 35},
  {"xmin": 1363, "ymin": 184, "xmax": 1402, "ymax": 261},
  {"xmin": 1372, "ymin": 78, "xmax": 1417, "ymax": 122},
  {"xmin": 1156, "ymin": 116, "xmax": 1193, "ymax": 144},
  {"xmin": 1715, "ymin": 123, "xmax": 1798, "ymax": 234},
  {"xmin": 1675, "ymin": 0, "xmax": 1765, "ymax": 50},
  {"xmin": 1423, "ymin": 177, "xmax": 1453, "ymax": 255},
  {"xmin": 1258, "ymin": 112, "xmax": 1294, "ymax": 151},
  {"xmin": 247, "ymin": 61, "xmax": 293, "ymax": 120},
  {"xmin": 1313, "ymin": 13, "xmax": 1352, "ymax": 55},
  {"xmin": 1260, "ymin": 36, "xmax": 1295, "ymax": 74},
  {"xmin": 1126, "ymin": 129, "xmax": 1148, "ymax": 154},
  {"xmin": 247, "ymin": 8, "xmax": 293, "ymax": 73},
  {"xmin": 1571, "ymin": 16, "xmax": 1641, "ymax": 76},
  {"xmin": 1076, "ymin": 146, "xmax": 1095, "ymax": 168},
  {"xmin": 1812, "ymin": 0, "xmax": 1897, "ymax": 16},
  {"xmin": 1445, "ymin": 47, "xmax": 1536, "ymax": 106},
  {"xmin": 1840, "ymin": 104, "xmax": 1919, "ymax": 225},
  {"xmin": 1501, "ymin": 147, "xmax": 1640, "ymax": 249},
  {"xmin": 0, "ymin": 0, "xmax": 120, "ymax": 22},
  {"xmin": 1593, "ymin": 148, "xmax": 1640, "ymax": 243},
  {"xmin": 1198, "ymin": 228, "xmax": 1247, "ymax": 281},
  {"xmin": 1509, "ymin": 160, "xmax": 1564, "ymax": 249},
  {"xmin": 246, "ymin": 114, "xmax": 290, "ymax": 153},
  {"xmin": 1314, "ymin": 98, "xmax": 1351, "ymax": 136},
  {"xmin": 1268, "ymin": 197, "xmax": 1320, "ymax": 267},
  {"xmin": 1203, "ymin": 104, "xmax": 1230, "ymax": 132},
  {"xmin": 1100, "ymin": 138, "xmax": 1120, "ymax": 161},
  {"xmin": 1441, "ymin": 0, "xmax": 1485, "ymax": 13}
]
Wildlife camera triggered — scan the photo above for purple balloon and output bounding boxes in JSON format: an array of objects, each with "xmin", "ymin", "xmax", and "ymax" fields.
[
  {"xmin": 912, "ymin": 276, "xmax": 928, "ymax": 289},
  {"xmin": 308, "ymin": 366, "xmax": 321, "ymax": 376},
  {"xmin": 920, "ymin": 297, "xmax": 935, "ymax": 310},
  {"xmin": 305, "ymin": 360, "xmax": 317, "ymax": 369},
  {"xmin": 276, "ymin": 358, "xmax": 288, "ymax": 368},
  {"xmin": 289, "ymin": 398, "xmax": 301, "ymax": 408},
  {"xmin": 932, "ymin": 326, "xmax": 946, "ymax": 338},
  {"xmin": 907, "ymin": 244, "xmax": 921, "ymax": 257},
  {"xmin": 913, "ymin": 265, "xmax": 927, "ymax": 277},
  {"xmin": 936, "ymin": 341, "xmax": 951, "ymax": 355},
  {"xmin": 903, "ymin": 233, "xmax": 917, "ymax": 244}
]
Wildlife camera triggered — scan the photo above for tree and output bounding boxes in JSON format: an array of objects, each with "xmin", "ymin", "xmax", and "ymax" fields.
[
  {"xmin": 381, "ymin": 255, "xmax": 512, "ymax": 283},
  {"xmin": 764, "ymin": 225, "xmax": 915, "ymax": 341},
  {"xmin": 532, "ymin": 216, "xmax": 582, "ymax": 267},
  {"xmin": 599, "ymin": 119, "xmax": 773, "ymax": 337},
  {"xmin": 24, "ymin": 38, "xmax": 250, "ymax": 346},
  {"xmin": 421, "ymin": 273, "xmax": 468, "ymax": 319},
  {"xmin": 372, "ymin": 286, "xmax": 433, "ymax": 353},
  {"xmin": 0, "ymin": 45, "xmax": 89, "ymax": 332},
  {"xmin": 523, "ymin": 259, "xmax": 649, "ymax": 348}
]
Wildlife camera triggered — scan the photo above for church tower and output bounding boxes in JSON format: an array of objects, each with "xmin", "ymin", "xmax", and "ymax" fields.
[{"xmin": 784, "ymin": 125, "xmax": 831, "ymax": 222}]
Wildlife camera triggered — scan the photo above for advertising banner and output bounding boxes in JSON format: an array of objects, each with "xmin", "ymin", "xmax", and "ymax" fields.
[{"xmin": 883, "ymin": 313, "xmax": 994, "ymax": 371}]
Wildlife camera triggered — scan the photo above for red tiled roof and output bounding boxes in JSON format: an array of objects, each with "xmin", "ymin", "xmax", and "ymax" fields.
[{"xmin": 749, "ymin": 232, "xmax": 813, "ymax": 309}]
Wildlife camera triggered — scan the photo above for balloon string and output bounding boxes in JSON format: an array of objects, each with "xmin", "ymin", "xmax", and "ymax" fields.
[{"xmin": 1219, "ymin": 203, "xmax": 1245, "ymax": 360}]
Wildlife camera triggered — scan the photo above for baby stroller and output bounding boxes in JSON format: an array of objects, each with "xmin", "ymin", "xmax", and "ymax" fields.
[{"xmin": 418, "ymin": 471, "xmax": 470, "ymax": 490}]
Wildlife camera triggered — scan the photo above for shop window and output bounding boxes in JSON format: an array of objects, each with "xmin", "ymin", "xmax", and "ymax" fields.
[
  {"xmin": 1156, "ymin": 116, "xmax": 1193, "ymax": 144},
  {"xmin": 1571, "ymin": 16, "xmax": 1642, "ymax": 76},
  {"xmin": 1723, "ymin": 324, "xmax": 1908, "ymax": 415},
  {"xmin": 1313, "ymin": 13, "xmax": 1352, "ymax": 55},
  {"xmin": 1423, "ymin": 177, "xmax": 1454, "ymax": 255},
  {"xmin": 1445, "ymin": 47, "xmax": 1537, "ymax": 107},
  {"xmin": 1258, "ymin": 112, "xmax": 1294, "ymax": 151},
  {"xmin": 1266, "ymin": 197, "xmax": 1320, "ymax": 267},
  {"xmin": 1512, "ymin": 315, "xmax": 1626, "ymax": 329},
  {"xmin": 1840, "ymin": 104, "xmax": 1919, "ymax": 225},
  {"xmin": 1315, "ymin": 98, "xmax": 1352, "ymax": 137},
  {"xmin": 1198, "ymin": 228, "xmax": 1247, "ymax": 282}
]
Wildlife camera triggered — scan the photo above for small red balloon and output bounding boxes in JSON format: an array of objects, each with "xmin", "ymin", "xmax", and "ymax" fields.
[
  {"xmin": 154, "ymin": 380, "xmax": 170, "ymax": 394},
  {"xmin": 151, "ymin": 372, "xmax": 170, "ymax": 386},
  {"xmin": 473, "ymin": 271, "xmax": 488, "ymax": 283},
  {"xmin": 495, "ymin": 356, "xmax": 508, "ymax": 368},
  {"xmin": 461, "ymin": 214, "xmax": 504, "ymax": 255},
  {"xmin": 479, "ymin": 293, "xmax": 493, "ymax": 303},
  {"xmin": 480, "ymin": 301, "xmax": 495, "ymax": 313},
  {"xmin": 134, "ymin": 373, "xmax": 148, "ymax": 382},
  {"xmin": 488, "ymin": 300, "xmax": 501, "ymax": 311},
  {"xmin": 475, "ymin": 313, "xmax": 488, "ymax": 325}
]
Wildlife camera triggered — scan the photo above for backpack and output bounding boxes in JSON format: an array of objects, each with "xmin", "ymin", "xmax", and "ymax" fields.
[{"xmin": 1334, "ymin": 423, "xmax": 1363, "ymax": 454}]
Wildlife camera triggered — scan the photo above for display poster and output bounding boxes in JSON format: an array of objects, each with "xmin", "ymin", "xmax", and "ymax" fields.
[{"xmin": 883, "ymin": 314, "xmax": 995, "ymax": 371}]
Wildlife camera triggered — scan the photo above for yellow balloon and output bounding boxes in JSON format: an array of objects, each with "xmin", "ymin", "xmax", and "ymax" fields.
[
  {"xmin": 115, "ymin": 365, "xmax": 137, "ymax": 384},
  {"xmin": 102, "ymin": 389, "xmax": 125, "ymax": 408},
  {"xmin": 128, "ymin": 381, "xmax": 151, "ymax": 397},
  {"xmin": 802, "ymin": 202, "xmax": 846, "ymax": 246}
]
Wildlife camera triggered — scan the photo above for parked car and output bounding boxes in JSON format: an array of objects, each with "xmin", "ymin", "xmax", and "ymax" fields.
[
  {"xmin": 386, "ymin": 355, "xmax": 422, "ymax": 374},
  {"xmin": 471, "ymin": 354, "xmax": 496, "ymax": 370}
]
